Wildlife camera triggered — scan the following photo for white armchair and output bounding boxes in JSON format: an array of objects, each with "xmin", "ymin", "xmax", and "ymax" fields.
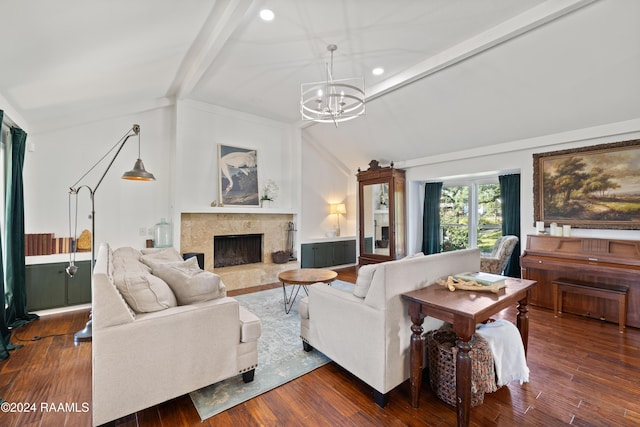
[{"xmin": 299, "ymin": 249, "xmax": 480, "ymax": 406}]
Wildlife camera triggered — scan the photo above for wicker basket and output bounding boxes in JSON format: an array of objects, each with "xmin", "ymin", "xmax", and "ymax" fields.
[
  {"xmin": 271, "ymin": 251, "xmax": 290, "ymax": 264},
  {"xmin": 426, "ymin": 328, "xmax": 497, "ymax": 407}
]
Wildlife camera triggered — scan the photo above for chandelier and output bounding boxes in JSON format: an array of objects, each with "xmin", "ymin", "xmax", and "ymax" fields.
[{"xmin": 300, "ymin": 44, "xmax": 365, "ymax": 126}]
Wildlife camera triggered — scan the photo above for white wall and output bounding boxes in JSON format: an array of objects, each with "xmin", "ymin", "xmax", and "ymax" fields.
[
  {"xmin": 399, "ymin": 118, "xmax": 640, "ymax": 254},
  {"xmin": 300, "ymin": 132, "xmax": 357, "ymax": 242},
  {"xmin": 24, "ymin": 107, "xmax": 174, "ymax": 250},
  {"xmin": 173, "ymin": 100, "xmax": 302, "ymax": 245}
]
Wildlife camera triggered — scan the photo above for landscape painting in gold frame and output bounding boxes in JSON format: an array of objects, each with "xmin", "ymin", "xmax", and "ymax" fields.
[{"xmin": 533, "ymin": 139, "xmax": 640, "ymax": 229}]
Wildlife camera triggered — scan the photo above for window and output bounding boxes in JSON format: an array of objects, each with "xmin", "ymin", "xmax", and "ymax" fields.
[{"xmin": 439, "ymin": 179, "xmax": 501, "ymax": 253}]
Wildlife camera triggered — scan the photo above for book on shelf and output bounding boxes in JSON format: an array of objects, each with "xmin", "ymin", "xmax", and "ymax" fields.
[
  {"xmin": 24, "ymin": 233, "xmax": 75, "ymax": 256},
  {"xmin": 453, "ymin": 271, "xmax": 508, "ymax": 287}
]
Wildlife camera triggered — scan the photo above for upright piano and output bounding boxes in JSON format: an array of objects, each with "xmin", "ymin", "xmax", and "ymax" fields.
[{"xmin": 520, "ymin": 234, "xmax": 640, "ymax": 328}]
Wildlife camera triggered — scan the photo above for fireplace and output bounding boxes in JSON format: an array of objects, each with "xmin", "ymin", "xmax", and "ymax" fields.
[
  {"xmin": 181, "ymin": 212, "xmax": 297, "ymax": 291},
  {"xmin": 214, "ymin": 234, "xmax": 263, "ymax": 268}
]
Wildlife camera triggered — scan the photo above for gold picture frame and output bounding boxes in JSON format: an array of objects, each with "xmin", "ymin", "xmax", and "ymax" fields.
[{"xmin": 533, "ymin": 139, "xmax": 640, "ymax": 229}]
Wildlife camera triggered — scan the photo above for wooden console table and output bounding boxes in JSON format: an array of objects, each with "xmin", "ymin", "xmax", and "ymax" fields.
[{"xmin": 402, "ymin": 277, "xmax": 537, "ymax": 427}]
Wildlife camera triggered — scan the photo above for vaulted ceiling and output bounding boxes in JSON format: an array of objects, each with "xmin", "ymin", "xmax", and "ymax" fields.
[{"xmin": 1, "ymin": 0, "xmax": 638, "ymax": 170}]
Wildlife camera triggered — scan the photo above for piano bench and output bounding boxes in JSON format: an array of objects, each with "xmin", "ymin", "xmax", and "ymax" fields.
[{"xmin": 552, "ymin": 278, "xmax": 629, "ymax": 333}]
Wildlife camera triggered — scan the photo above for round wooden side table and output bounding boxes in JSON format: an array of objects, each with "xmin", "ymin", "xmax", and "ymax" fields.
[{"xmin": 278, "ymin": 268, "xmax": 338, "ymax": 314}]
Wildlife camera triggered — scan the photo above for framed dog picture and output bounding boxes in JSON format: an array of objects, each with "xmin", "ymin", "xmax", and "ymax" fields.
[{"xmin": 218, "ymin": 144, "xmax": 259, "ymax": 206}]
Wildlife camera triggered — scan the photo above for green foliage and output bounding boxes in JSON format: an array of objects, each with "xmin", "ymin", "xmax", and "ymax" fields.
[
  {"xmin": 477, "ymin": 229, "xmax": 502, "ymax": 252},
  {"xmin": 440, "ymin": 183, "xmax": 502, "ymax": 252},
  {"xmin": 441, "ymin": 225, "xmax": 468, "ymax": 252}
]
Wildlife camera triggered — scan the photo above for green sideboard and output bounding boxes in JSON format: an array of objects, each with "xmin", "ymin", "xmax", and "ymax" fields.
[
  {"xmin": 26, "ymin": 260, "xmax": 91, "ymax": 310},
  {"xmin": 301, "ymin": 240, "xmax": 356, "ymax": 268}
]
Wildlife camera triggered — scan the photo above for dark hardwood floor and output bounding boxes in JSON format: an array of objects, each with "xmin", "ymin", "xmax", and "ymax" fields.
[{"xmin": 1, "ymin": 266, "xmax": 640, "ymax": 426}]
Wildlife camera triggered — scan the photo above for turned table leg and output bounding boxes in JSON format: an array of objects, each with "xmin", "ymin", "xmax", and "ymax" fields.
[
  {"xmin": 517, "ymin": 293, "xmax": 530, "ymax": 356},
  {"xmin": 455, "ymin": 336, "xmax": 472, "ymax": 427},
  {"xmin": 408, "ymin": 301, "xmax": 424, "ymax": 408}
]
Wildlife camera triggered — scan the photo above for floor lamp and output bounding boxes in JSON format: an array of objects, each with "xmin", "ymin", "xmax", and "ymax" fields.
[{"xmin": 68, "ymin": 124, "xmax": 156, "ymax": 342}]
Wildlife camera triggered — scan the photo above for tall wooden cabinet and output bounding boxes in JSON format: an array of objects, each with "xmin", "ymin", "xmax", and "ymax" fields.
[{"xmin": 357, "ymin": 160, "xmax": 406, "ymax": 265}]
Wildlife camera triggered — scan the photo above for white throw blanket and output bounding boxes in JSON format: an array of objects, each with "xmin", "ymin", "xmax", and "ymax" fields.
[{"xmin": 476, "ymin": 319, "xmax": 530, "ymax": 387}]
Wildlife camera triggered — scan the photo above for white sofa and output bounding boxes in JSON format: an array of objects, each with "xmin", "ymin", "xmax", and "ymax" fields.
[
  {"xmin": 299, "ymin": 248, "xmax": 480, "ymax": 406},
  {"xmin": 91, "ymin": 243, "xmax": 261, "ymax": 426}
]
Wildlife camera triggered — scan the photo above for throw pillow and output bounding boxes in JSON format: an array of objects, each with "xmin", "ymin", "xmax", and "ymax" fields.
[
  {"xmin": 113, "ymin": 273, "xmax": 177, "ymax": 313},
  {"xmin": 113, "ymin": 246, "xmax": 143, "ymax": 260},
  {"xmin": 112, "ymin": 257, "xmax": 151, "ymax": 275},
  {"xmin": 140, "ymin": 247, "xmax": 183, "ymax": 269},
  {"xmin": 353, "ymin": 264, "xmax": 376, "ymax": 298},
  {"xmin": 152, "ymin": 257, "xmax": 224, "ymax": 305}
]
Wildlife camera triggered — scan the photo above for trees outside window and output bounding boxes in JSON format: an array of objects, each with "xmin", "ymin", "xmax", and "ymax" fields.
[{"xmin": 440, "ymin": 180, "xmax": 501, "ymax": 253}]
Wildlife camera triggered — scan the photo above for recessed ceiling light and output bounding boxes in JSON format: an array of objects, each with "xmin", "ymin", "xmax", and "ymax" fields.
[
  {"xmin": 372, "ymin": 67, "xmax": 385, "ymax": 76},
  {"xmin": 259, "ymin": 9, "xmax": 275, "ymax": 21}
]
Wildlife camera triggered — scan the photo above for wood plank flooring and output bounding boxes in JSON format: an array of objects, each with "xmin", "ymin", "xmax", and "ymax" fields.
[{"xmin": 1, "ymin": 266, "xmax": 639, "ymax": 426}]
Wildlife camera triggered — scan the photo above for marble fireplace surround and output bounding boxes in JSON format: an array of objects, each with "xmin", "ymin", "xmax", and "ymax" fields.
[{"xmin": 180, "ymin": 212, "xmax": 299, "ymax": 291}]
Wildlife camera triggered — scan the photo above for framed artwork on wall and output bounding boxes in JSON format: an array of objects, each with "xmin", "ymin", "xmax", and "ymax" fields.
[
  {"xmin": 533, "ymin": 139, "xmax": 640, "ymax": 229},
  {"xmin": 218, "ymin": 144, "xmax": 259, "ymax": 206}
]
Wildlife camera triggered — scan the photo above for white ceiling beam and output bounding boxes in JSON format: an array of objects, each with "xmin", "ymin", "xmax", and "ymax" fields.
[
  {"xmin": 366, "ymin": 0, "xmax": 597, "ymax": 102},
  {"xmin": 168, "ymin": 0, "xmax": 253, "ymax": 99}
]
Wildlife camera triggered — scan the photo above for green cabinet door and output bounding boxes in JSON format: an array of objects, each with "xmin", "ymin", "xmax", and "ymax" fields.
[
  {"xmin": 301, "ymin": 243, "xmax": 332, "ymax": 268},
  {"xmin": 26, "ymin": 260, "xmax": 92, "ymax": 310},
  {"xmin": 301, "ymin": 240, "xmax": 356, "ymax": 268},
  {"xmin": 334, "ymin": 240, "xmax": 356, "ymax": 265},
  {"xmin": 26, "ymin": 263, "xmax": 66, "ymax": 310},
  {"xmin": 66, "ymin": 260, "xmax": 92, "ymax": 305}
]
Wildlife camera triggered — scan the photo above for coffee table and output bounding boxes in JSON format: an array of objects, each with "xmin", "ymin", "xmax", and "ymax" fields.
[{"xmin": 278, "ymin": 268, "xmax": 338, "ymax": 314}]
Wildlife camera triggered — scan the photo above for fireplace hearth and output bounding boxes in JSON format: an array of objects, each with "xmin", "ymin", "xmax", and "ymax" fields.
[{"xmin": 214, "ymin": 234, "xmax": 263, "ymax": 268}]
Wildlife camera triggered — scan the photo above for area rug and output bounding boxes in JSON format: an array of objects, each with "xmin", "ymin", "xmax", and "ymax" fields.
[{"xmin": 189, "ymin": 280, "xmax": 354, "ymax": 421}]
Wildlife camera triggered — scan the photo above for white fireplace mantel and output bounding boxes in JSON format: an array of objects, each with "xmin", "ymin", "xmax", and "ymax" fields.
[{"xmin": 182, "ymin": 207, "xmax": 297, "ymax": 215}]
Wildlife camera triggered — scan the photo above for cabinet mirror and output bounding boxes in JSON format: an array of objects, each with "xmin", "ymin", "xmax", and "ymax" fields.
[{"xmin": 361, "ymin": 182, "xmax": 390, "ymax": 256}]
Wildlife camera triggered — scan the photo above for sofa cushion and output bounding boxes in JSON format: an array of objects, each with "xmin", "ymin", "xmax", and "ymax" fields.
[
  {"xmin": 353, "ymin": 264, "xmax": 377, "ymax": 298},
  {"xmin": 113, "ymin": 273, "xmax": 177, "ymax": 313},
  {"xmin": 140, "ymin": 247, "xmax": 183, "ymax": 269},
  {"xmin": 152, "ymin": 257, "xmax": 225, "ymax": 305}
]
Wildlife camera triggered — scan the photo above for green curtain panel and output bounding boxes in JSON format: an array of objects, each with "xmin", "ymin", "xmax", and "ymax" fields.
[
  {"xmin": 421, "ymin": 182, "xmax": 443, "ymax": 255},
  {"xmin": 0, "ymin": 111, "xmax": 8, "ymax": 360},
  {"xmin": 499, "ymin": 173, "xmax": 521, "ymax": 277},
  {"xmin": 5, "ymin": 126, "xmax": 38, "ymax": 327}
]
